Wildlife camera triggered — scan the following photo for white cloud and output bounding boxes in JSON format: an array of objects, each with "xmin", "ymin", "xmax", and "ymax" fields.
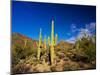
[
  {"xmin": 71, "ymin": 24, "xmax": 78, "ymax": 33},
  {"xmin": 86, "ymin": 22, "xmax": 96, "ymax": 33},
  {"xmin": 66, "ymin": 22, "xmax": 96, "ymax": 43},
  {"xmin": 77, "ymin": 22, "xmax": 96, "ymax": 39},
  {"xmin": 86, "ymin": 22, "xmax": 95, "ymax": 29},
  {"xmin": 66, "ymin": 36, "xmax": 76, "ymax": 43},
  {"xmin": 78, "ymin": 28, "xmax": 91, "ymax": 38}
]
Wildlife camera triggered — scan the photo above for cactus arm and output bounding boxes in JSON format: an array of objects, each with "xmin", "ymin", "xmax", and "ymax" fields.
[
  {"xmin": 37, "ymin": 28, "xmax": 42, "ymax": 60},
  {"xmin": 55, "ymin": 34, "xmax": 58, "ymax": 46},
  {"xmin": 44, "ymin": 35, "xmax": 47, "ymax": 49},
  {"xmin": 48, "ymin": 37, "xmax": 50, "ymax": 46}
]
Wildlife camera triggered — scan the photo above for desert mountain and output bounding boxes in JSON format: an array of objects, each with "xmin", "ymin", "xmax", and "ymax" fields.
[
  {"xmin": 56, "ymin": 40, "xmax": 74, "ymax": 51},
  {"xmin": 12, "ymin": 33, "xmax": 38, "ymax": 48}
]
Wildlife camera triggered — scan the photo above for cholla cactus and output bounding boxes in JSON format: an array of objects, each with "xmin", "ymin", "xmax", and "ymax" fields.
[
  {"xmin": 50, "ymin": 19, "xmax": 55, "ymax": 65},
  {"xmin": 37, "ymin": 28, "xmax": 42, "ymax": 60},
  {"xmin": 54, "ymin": 34, "xmax": 58, "ymax": 46}
]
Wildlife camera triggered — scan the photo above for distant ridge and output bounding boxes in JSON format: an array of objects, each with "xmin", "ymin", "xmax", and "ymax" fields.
[
  {"xmin": 56, "ymin": 40, "xmax": 74, "ymax": 50},
  {"xmin": 12, "ymin": 33, "xmax": 39, "ymax": 48},
  {"xmin": 12, "ymin": 33, "xmax": 33, "ymax": 41}
]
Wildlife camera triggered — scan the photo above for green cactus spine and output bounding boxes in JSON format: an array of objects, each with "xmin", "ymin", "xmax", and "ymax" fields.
[{"xmin": 37, "ymin": 28, "xmax": 42, "ymax": 60}]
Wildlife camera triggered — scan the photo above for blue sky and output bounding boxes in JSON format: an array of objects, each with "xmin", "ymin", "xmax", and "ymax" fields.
[{"xmin": 12, "ymin": 1, "xmax": 96, "ymax": 43}]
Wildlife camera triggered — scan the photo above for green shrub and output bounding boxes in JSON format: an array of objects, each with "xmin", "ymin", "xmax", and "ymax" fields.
[
  {"xmin": 12, "ymin": 40, "xmax": 34, "ymax": 65},
  {"xmin": 75, "ymin": 34, "xmax": 96, "ymax": 62}
]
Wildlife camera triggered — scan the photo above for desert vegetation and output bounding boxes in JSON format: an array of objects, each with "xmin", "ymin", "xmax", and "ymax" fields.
[{"xmin": 12, "ymin": 19, "xmax": 96, "ymax": 74}]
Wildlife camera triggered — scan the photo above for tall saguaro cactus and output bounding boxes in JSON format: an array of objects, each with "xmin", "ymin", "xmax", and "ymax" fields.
[
  {"xmin": 50, "ymin": 19, "xmax": 55, "ymax": 65},
  {"xmin": 37, "ymin": 28, "xmax": 42, "ymax": 60},
  {"xmin": 51, "ymin": 19, "xmax": 55, "ymax": 46}
]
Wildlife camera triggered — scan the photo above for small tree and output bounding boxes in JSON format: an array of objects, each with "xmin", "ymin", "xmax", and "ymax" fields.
[{"xmin": 75, "ymin": 33, "xmax": 96, "ymax": 62}]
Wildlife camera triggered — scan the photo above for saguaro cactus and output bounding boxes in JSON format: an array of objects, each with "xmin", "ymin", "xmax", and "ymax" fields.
[
  {"xmin": 48, "ymin": 37, "xmax": 50, "ymax": 46},
  {"xmin": 54, "ymin": 34, "xmax": 58, "ymax": 46},
  {"xmin": 23, "ymin": 39, "xmax": 27, "ymax": 50},
  {"xmin": 37, "ymin": 28, "xmax": 42, "ymax": 60},
  {"xmin": 50, "ymin": 19, "xmax": 55, "ymax": 65},
  {"xmin": 44, "ymin": 35, "xmax": 47, "ymax": 50}
]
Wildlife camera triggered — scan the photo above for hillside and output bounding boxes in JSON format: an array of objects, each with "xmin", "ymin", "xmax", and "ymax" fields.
[
  {"xmin": 56, "ymin": 40, "xmax": 74, "ymax": 50},
  {"xmin": 12, "ymin": 33, "xmax": 38, "ymax": 48},
  {"xmin": 12, "ymin": 33, "xmax": 96, "ymax": 74}
]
